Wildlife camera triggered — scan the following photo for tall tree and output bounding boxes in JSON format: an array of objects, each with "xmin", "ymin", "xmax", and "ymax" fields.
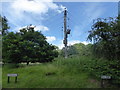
[
  {"xmin": 1, "ymin": 16, "xmax": 10, "ymax": 36},
  {"xmin": 19, "ymin": 25, "xmax": 58, "ymax": 64},
  {"xmin": 0, "ymin": 16, "xmax": 10, "ymax": 62},
  {"xmin": 3, "ymin": 24, "xmax": 58, "ymax": 66},
  {"xmin": 88, "ymin": 17, "xmax": 120, "ymax": 60}
]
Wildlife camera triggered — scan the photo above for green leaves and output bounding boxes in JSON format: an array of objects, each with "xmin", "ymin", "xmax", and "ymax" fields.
[
  {"xmin": 88, "ymin": 17, "xmax": 120, "ymax": 60},
  {"xmin": 60, "ymin": 45, "xmax": 78, "ymax": 57},
  {"xmin": 87, "ymin": 17, "xmax": 120, "ymax": 85},
  {"xmin": 1, "ymin": 16, "xmax": 10, "ymax": 36},
  {"xmin": 3, "ymin": 24, "xmax": 58, "ymax": 65}
]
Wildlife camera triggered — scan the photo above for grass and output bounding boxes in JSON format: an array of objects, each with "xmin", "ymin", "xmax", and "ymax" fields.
[
  {"xmin": 2, "ymin": 56, "xmax": 101, "ymax": 88},
  {"xmin": 0, "ymin": 66, "xmax": 2, "ymax": 89}
]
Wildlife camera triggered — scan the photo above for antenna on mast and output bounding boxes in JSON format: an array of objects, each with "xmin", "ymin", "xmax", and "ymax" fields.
[{"xmin": 63, "ymin": 8, "xmax": 71, "ymax": 58}]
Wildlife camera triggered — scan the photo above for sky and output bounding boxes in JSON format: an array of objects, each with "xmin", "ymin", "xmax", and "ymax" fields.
[{"xmin": 1, "ymin": 0, "xmax": 119, "ymax": 49}]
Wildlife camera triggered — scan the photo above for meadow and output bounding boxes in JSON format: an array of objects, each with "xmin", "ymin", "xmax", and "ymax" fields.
[{"xmin": 2, "ymin": 56, "xmax": 101, "ymax": 88}]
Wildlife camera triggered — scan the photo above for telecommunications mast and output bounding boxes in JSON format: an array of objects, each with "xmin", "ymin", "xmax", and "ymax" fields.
[{"xmin": 63, "ymin": 8, "xmax": 71, "ymax": 58}]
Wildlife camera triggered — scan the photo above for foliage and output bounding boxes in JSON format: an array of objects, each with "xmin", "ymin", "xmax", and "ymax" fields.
[
  {"xmin": 55, "ymin": 56, "xmax": 120, "ymax": 86},
  {"xmin": 0, "ymin": 15, "xmax": 10, "ymax": 62},
  {"xmin": 60, "ymin": 43, "xmax": 92, "ymax": 58},
  {"xmin": 2, "ymin": 17, "xmax": 58, "ymax": 65},
  {"xmin": 73, "ymin": 43, "xmax": 85, "ymax": 55},
  {"xmin": 73, "ymin": 43, "xmax": 92, "ymax": 56},
  {"xmin": 2, "ymin": 32, "xmax": 22, "ymax": 64},
  {"xmin": 87, "ymin": 58, "xmax": 120, "ymax": 85},
  {"xmin": 87, "ymin": 17, "xmax": 120, "ymax": 85},
  {"xmin": 88, "ymin": 17, "xmax": 120, "ymax": 60},
  {"xmin": 0, "ymin": 15, "xmax": 10, "ymax": 36},
  {"xmin": 60, "ymin": 45, "xmax": 78, "ymax": 57},
  {"xmin": 18, "ymin": 26, "xmax": 58, "ymax": 64}
]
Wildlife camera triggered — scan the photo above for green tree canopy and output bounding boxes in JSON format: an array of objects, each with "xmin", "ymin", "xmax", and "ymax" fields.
[
  {"xmin": 88, "ymin": 17, "xmax": 120, "ymax": 60},
  {"xmin": 0, "ymin": 16, "xmax": 10, "ymax": 36},
  {"xmin": 3, "ymin": 24, "xmax": 58, "ymax": 65}
]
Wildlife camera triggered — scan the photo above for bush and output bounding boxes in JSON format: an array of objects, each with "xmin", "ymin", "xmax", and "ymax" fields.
[
  {"xmin": 86, "ymin": 57, "xmax": 120, "ymax": 85},
  {"xmin": 5, "ymin": 63, "xmax": 19, "ymax": 68}
]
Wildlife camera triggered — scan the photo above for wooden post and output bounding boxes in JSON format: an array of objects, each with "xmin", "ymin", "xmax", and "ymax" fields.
[
  {"xmin": 8, "ymin": 76, "xmax": 10, "ymax": 83},
  {"xmin": 15, "ymin": 76, "xmax": 17, "ymax": 83},
  {"xmin": 101, "ymin": 79, "xmax": 104, "ymax": 88}
]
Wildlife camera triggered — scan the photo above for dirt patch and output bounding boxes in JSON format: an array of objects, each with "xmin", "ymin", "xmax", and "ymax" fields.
[{"xmin": 45, "ymin": 72, "xmax": 56, "ymax": 76}]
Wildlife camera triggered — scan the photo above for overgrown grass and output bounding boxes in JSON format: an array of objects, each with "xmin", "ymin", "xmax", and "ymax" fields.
[
  {"xmin": 0, "ymin": 66, "xmax": 2, "ymax": 89},
  {"xmin": 2, "ymin": 56, "xmax": 101, "ymax": 88}
]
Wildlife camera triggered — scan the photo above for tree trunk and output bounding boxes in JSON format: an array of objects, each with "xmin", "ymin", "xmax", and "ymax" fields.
[{"xmin": 27, "ymin": 62, "xmax": 29, "ymax": 65}]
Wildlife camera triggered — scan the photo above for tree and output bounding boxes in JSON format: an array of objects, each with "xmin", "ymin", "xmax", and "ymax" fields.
[
  {"xmin": 0, "ymin": 16, "xmax": 10, "ymax": 62},
  {"xmin": 87, "ymin": 17, "xmax": 120, "ymax": 85},
  {"xmin": 74, "ymin": 43, "xmax": 85, "ymax": 55},
  {"xmin": 0, "ymin": 16, "xmax": 10, "ymax": 36},
  {"xmin": 2, "ymin": 32, "xmax": 22, "ymax": 64},
  {"xmin": 88, "ymin": 17, "xmax": 120, "ymax": 60},
  {"xmin": 18, "ymin": 25, "xmax": 58, "ymax": 64},
  {"xmin": 3, "ymin": 24, "xmax": 58, "ymax": 66},
  {"xmin": 1, "ymin": 16, "xmax": 58, "ymax": 66},
  {"xmin": 60, "ymin": 45, "xmax": 78, "ymax": 57}
]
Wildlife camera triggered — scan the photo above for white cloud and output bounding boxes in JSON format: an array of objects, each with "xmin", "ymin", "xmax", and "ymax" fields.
[
  {"xmin": 81, "ymin": 41, "xmax": 90, "ymax": 45},
  {"xmin": 57, "ymin": 5, "xmax": 66, "ymax": 13},
  {"xmin": 2, "ymin": 0, "xmax": 66, "ymax": 32},
  {"xmin": 12, "ymin": 25, "xmax": 49, "ymax": 32},
  {"xmin": 46, "ymin": 36, "xmax": 56, "ymax": 42},
  {"xmin": 19, "ymin": 26, "xmax": 28, "ymax": 30},
  {"xmin": 34, "ymin": 25, "xmax": 49, "ymax": 32},
  {"xmin": 11, "ymin": 0, "xmax": 65, "ymax": 15},
  {"xmin": 68, "ymin": 40, "xmax": 80, "ymax": 46},
  {"xmin": 1, "ymin": 0, "xmax": 120, "ymax": 2},
  {"xmin": 57, "ymin": 43, "xmax": 64, "ymax": 49}
]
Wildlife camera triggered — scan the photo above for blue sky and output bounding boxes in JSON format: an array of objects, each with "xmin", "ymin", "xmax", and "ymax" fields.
[{"xmin": 1, "ymin": 0, "xmax": 118, "ymax": 49}]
